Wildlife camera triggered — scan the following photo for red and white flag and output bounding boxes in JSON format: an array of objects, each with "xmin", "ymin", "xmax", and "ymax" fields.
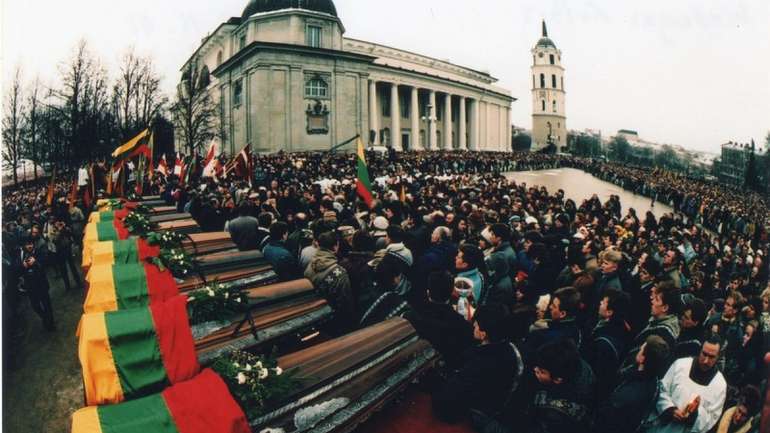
[
  {"xmin": 202, "ymin": 140, "xmax": 219, "ymax": 178},
  {"xmin": 156, "ymin": 154, "xmax": 168, "ymax": 176},
  {"xmin": 173, "ymin": 153, "xmax": 183, "ymax": 176}
]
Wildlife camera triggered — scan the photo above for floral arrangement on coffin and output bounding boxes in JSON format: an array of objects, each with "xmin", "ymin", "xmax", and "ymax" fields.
[
  {"xmin": 212, "ymin": 350, "xmax": 299, "ymax": 420},
  {"xmin": 146, "ymin": 230, "xmax": 187, "ymax": 250},
  {"xmin": 103, "ymin": 198, "xmax": 125, "ymax": 210},
  {"xmin": 187, "ymin": 280, "xmax": 248, "ymax": 325},
  {"xmin": 123, "ymin": 211, "xmax": 158, "ymax": 237},
  {"xmin": 151, "ymin": 247, "xmax": 196, "ymax": 279}
]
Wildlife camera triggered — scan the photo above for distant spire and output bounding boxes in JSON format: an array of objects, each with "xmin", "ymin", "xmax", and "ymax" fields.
[{"xmin": 542, "ymin": 20, "xmax": 548, "ymax": 37}]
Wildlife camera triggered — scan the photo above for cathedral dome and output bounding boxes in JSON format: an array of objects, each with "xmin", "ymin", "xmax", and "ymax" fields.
[
  {"xmin": 536, "ymin": 37, "xmax": 556, "ymax": 49},
  {"xmin": 242, "ymin": 0, "xmax": 338, "ymax": 19}
]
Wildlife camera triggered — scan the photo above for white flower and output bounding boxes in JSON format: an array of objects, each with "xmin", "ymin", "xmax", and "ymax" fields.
[
  {"xmin": 255, "ymin": 361, "xmax": 263, "ymax": 369},
  {"xmin": 233, "ymin": 362, "xmax": 240, "ymax": 368},
  {"xmin": 274, "ymin": 366, "xmax": 283, "ymax": 376},
  {"xmin": 235, "ymin": 297, "xmax": 242, "ymax": 303},
  {"xmin": 237, "ymin": 372, "xmax": 247, "ymax": 384},
  {"xmin": 245, "ymin": 364, "xmax": 252, "ymax": 371},
  {"xmin": 224, "ymin": 292, "xmax": 229, "ymax": 299},
  {"xmin": 259, "ymin": 368, "xmax": 269, "ymax": 379},
  {"xmin": 187, "ymin": 296, "xmax": 196, "ymax": 302},
  {"xmin": 207, "ymin": 289, "xmax": 215, "ymax": 297}
]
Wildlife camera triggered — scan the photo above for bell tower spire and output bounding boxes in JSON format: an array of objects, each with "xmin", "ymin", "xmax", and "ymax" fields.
[{"xmin": 542, "ymin": 20, "xmax": 548, "ymax": 38}]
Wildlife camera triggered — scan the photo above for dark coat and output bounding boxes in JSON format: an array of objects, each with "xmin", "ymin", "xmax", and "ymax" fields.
[
  {"xmin": 433, "ymin": 341, "xmax": 521, "ymax": 422},
  {"xmin": 262, "ymin": 239, "xmax": 299, "ymax": 282},
  {"xmin": 415, "ymin": 240, "xmax": 457, "ymax": 290},
  {"xmin": 484, "ymin": 242, "xmax": 516, "ymax": 305},
  {"xmin": 525, "ymin": 317, "xmax": 582, "ymax": 358},
  {"xmin": 226, "ymin": 215, "xmax": 261, "ymax": 251},
  {"xmin": 594, "ymin": 368, "xmax": 659, "ymax": 433},
  {"xmin": 405, "ymin": 301, "xmax": 474, "ymax": 369},
  {"xmin": 582, "ymin": 318, "xmax": 630, "ymax": 400}
]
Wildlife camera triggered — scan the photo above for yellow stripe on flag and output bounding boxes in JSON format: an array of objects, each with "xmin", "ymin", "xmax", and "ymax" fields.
[
  {"xmin": 356, "ymin": 137, "xmax": 367, "ymax": 162},
  {"xmin": 87, "ymin": 241, "xmax": 116, "ymax": 269},
  {"xmin": 88, "ymin": 212, "xmax": 102, "ymax": 224},
  {"xmin": 84, "ymin": 265, "xmax": 118, "ymax": 314},
  {"xmin": 96, "ymin": 199, "xmax": 113, "ymax": 211},
  {"xmin": 71, "ymin": 406, "xmax": 104, "ymax": 433},
  {"xmin": 79, "ymin": 313, "xmax": 124, "ymax": 405},
  {"xmin": 82, "ymin": 224, "xmax": 100, "ymax": 267},
  {"xmin": 111, "ymin": 129, "xmax": 150, "ymax": 158}
]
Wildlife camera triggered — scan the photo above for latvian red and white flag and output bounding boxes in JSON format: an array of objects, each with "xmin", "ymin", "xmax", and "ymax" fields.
[
  {"xmin": 156, "ymin": 154, "xmax": 169, "ymax": 176},
  {"xmin": 173, "ymin": 153, "xmax": 183, "ymax": 176},
  {"xmin": 202, "ymin": 140, "xmax": 219, "ymax": 178}
]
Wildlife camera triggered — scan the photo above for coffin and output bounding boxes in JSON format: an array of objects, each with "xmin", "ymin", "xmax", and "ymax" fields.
[
  {"xmin": 184, "ymin": 232, "xmax": 237, "ymax": 255},
  {"xmin": 79, "ymin": 279, "xmax": 330, "ymax": 406},
  {"xmin": 251, "ymin": 318, "xmax": 438, "ymax": 433},
  {"xmin": 148, "ymin": 212, "xmax": 192, "ymax": 223},
  {"xmin": 157, "ymin": 219, "xmax": 201, "ymax": 234}
]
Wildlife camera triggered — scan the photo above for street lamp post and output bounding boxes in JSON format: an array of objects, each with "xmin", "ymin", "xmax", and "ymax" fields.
[{"xmin": 421, "ymin": 103, "xmax": 436, "ymax": 151}]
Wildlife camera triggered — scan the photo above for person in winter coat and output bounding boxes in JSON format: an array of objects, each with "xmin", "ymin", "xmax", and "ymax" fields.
[
  {"xmin": 454, "ymin": 244, "xmax": 487, "ymax": 304},
  {"xmin": 15, "ymin": 233, "xmax": 54, "ymax": 331},
  {"xmin": 675, "ymin": 298, "xmax": 707, "ymax": 359},
  {"xmin": 524, "ymin": 287, "xmax": 583, "ymax": 358},
  {"xmin": 405, "ymin": 271, "xmax": 474, "ymax": 369},
  {"xmin": 622, "ymin": 280, "xmax": 681, "ymax": 371},
  {"xmin": 305, "ymin": 231, "xmax": 353, "ymax": 331},
  {"xmin": 483, "ymin": 223, "xmax": 516, "ymax": 306},
  {"xmin": 262, "ymin": 222, "xmax": 299, "ymax": 282},
  {"xmin": 595, "ymin": 335, "xmax": 671, "ymax": 433},
  {"xmin": 582, "ymin": 288, "xmax": 632, "ymax": 401},
  {"xmin": 414, "ymin": 226, "xmax": 457, "ymax": 292},
  {"xmin": 433, "ymin": 304, "xmax": 522, "ymax": 425}
]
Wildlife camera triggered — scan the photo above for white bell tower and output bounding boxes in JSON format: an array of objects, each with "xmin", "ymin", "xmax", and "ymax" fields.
[{"xmin": 531, "ymin": 20, "xmax": 567, "ymax": 152}]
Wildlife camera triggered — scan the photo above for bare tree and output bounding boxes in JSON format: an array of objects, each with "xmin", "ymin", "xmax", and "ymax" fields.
[
  {"xmin": 170, "ymin": 62, "xmax": 219, "ymax": 155},
  {"xmin": 24, "ymin": 77, "xmax": 43, "ymax": 180},
  {"xmin": 2, "ymin": 67, "xmax": 27, "ymax": 185},
  {"xmin": 58, "ymin": 39, "xmax": 112, "ymax": 163},
  {"xmin": 112, "ymin": 48, "xmax": 167, "ymax": 143}
]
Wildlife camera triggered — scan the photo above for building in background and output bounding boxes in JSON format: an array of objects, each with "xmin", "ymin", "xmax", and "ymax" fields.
[
  {"xmin": 714, "ymin": 141, "xmax": 769, "ymax": 192},
  {"xmin": 530, "ymin": 20, "xmax": 567, "ymax": 152},
  {"xmin": 181, "ymin": 0, "xmax": 514, "ymax": 154}
]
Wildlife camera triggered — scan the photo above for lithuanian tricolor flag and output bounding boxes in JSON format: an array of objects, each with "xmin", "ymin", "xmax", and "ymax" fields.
[
  {"xmin": 72, "ymin": 368, "xmax": 250, "ymax": 433},
  {"xmin": 112, "ymin": 129, "xmax": 151, "ymax": 160},
  {"xmin": 356, "ymin": 137, "xmax": 374, "ymax": 207},
  {"xmin": 82, "ymin": 220, "xmax": 131, "ymax": 267},
  {"xmin": 88, "ymin": 208, "xmax": 131, "ymax": 224},
  {"xmin": 84, "ymin": 262, "xmax": 178, "ymax": 315},
  {"xmin": 82, "ymin": 238, "xmax": 161, "ymax": 270},
  {"xmin": 79, "ymin": 296, "xmax": 200, "ymax": 405}
]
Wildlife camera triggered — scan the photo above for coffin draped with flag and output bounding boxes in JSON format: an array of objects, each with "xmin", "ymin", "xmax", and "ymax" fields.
[
  {"xmin": 78, "ymin": 296, "xmax": 200, "ymax": 405},
  {"xmin": 72, "ymin": 369, "xmax": 250, "ymax": 433},
  {"xmin": 84, "ymin": 262, "xmax": 179, "ymax": 314}
]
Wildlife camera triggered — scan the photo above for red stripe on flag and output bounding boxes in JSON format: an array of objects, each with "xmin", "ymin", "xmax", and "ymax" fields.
[
  {"xmin": 149, "ymin": 296, "xmax": 200, "ymax": 385},
  {"xmin": 356, "ymin": 180, "xmax": 374, "ymax": 207},
  {"xmin": 137, "ymin": 238, "xmax": 161, "ymax": 260},
  {"xmin": 113, "ymin": 219, "xmax": 129, "ymax": 240},
  {"xmin": 162, "ymin": 369, "xmax": 250, "ymax": 433},
  {"xmin": 143, "ymin": 263, "xmax": 180, "ymax": 305}
]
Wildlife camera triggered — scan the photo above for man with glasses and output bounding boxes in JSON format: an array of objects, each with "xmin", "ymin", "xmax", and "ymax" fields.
[{"xmin": 646, "ymin": 336, "xmax": 726, "ymax": 433}]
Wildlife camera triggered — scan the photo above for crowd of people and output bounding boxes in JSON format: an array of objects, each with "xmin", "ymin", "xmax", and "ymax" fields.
[{"xmin": 3, "ymin": 150, "xmax": 769, "ymax": 433}]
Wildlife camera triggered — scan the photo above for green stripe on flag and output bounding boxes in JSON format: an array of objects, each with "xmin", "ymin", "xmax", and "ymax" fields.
[
  {"xmin": 97, "ymin": 222, "xmax": 119, "ymax": 242},
  {"xmin": 98, "ymin": 392, "xmax": 178, "ymax": 433},
  {"xmin": 356, "ymin": 156, "xmax": 372, "ymax": 191},
  {"xmin": 113, "ymin": 240, "xmax": 139, "ymax": 264},
  {"xmin": 100, "ymin": 211, "xmax": 116, "ymax": 221},
  {"xmin": 105, "ymin": 307, "xmax": 169, "ymax": 400},
  {"xmin": 113, "ymin": 264, "xmax": 150, "ymax": 310}
]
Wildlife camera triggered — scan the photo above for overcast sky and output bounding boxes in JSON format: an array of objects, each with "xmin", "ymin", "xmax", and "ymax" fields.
[{"xmin": 3, "ymin": 0, "xmax": 769, "ymax": 153}]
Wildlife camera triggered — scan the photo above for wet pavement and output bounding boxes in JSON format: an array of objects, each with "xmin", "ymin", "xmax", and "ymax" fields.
[
  {"xmin": 506, "ymin": 168, "xmax": 674, "ymax": 219},
  {"xmin": 3, "ymin": 262, "xmax": 85, "ymax": 433}
]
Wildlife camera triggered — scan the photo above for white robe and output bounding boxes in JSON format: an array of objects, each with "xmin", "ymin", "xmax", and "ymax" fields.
[{"xmin": 648, "ymin": 357, "xmax": 726, "ymax": 433}]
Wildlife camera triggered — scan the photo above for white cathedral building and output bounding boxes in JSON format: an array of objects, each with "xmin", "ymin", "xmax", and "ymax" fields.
[
  {"xmin": 182, "ymin": 0, "xmax": 515, "ymax": 155},
  {"xmin": 531, "ymin": 21, "xmax": 567, "ymax": 151}
]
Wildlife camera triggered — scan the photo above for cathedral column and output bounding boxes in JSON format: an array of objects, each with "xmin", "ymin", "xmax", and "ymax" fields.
[
  {"xmin": 428, "ymin": 90, "xmax": 437, "ymax": 151},
  {"xmin": 410, "ymin": 87, "xmax": 421, "ymax": 150},
  {"xmin": 458, "ymin": 96, "xmax": 467, "ymax": 150},
  {"xmin": 390, "ymin": 83, "xmax": 401, "ymax": 151},
  {"xmin": 468, "ymin": 98, "xmax": 478, "ymax": 151},
  {"xmin": 369, "ymin": 80, "xmax": 379, "ymax": 145},
  {"xmin": 443, "ymin": 93, "xmax": 452, "ymax": 150}
]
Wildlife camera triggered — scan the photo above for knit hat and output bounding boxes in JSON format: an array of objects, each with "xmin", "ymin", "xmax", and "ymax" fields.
[{"xmin": 372, "ymin": 216, "xmax": 389, "ymax": 236}]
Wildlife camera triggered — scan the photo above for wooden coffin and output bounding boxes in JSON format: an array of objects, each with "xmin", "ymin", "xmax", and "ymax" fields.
[
  {"xmin": 251, "ymin": 318, "xmax": 438, "ymax": 433},
  {"xmin": 183, "ymin": 232, "xmax": 237, "ymax": 255},
  {"xmin": 194, "ymin": 279, "xmax": 332, "ymax": 365},
  {"xmin": 195, "ymin": 250, "xmax": 270, "ymax": 273},
  {"xmin": 177, "ymin": 264, "xmax": 278, "ymax": 293},
  {"xmin": 149, "ymin": 205, "xmax": 177, "ymax": 215},
  {"xmin": 157, "ymin": 219, "xmax": 201, "ymax": 234},
  {"xmin": 148, "ymin": 212, "xmax": 192, "ymax": 224}
]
